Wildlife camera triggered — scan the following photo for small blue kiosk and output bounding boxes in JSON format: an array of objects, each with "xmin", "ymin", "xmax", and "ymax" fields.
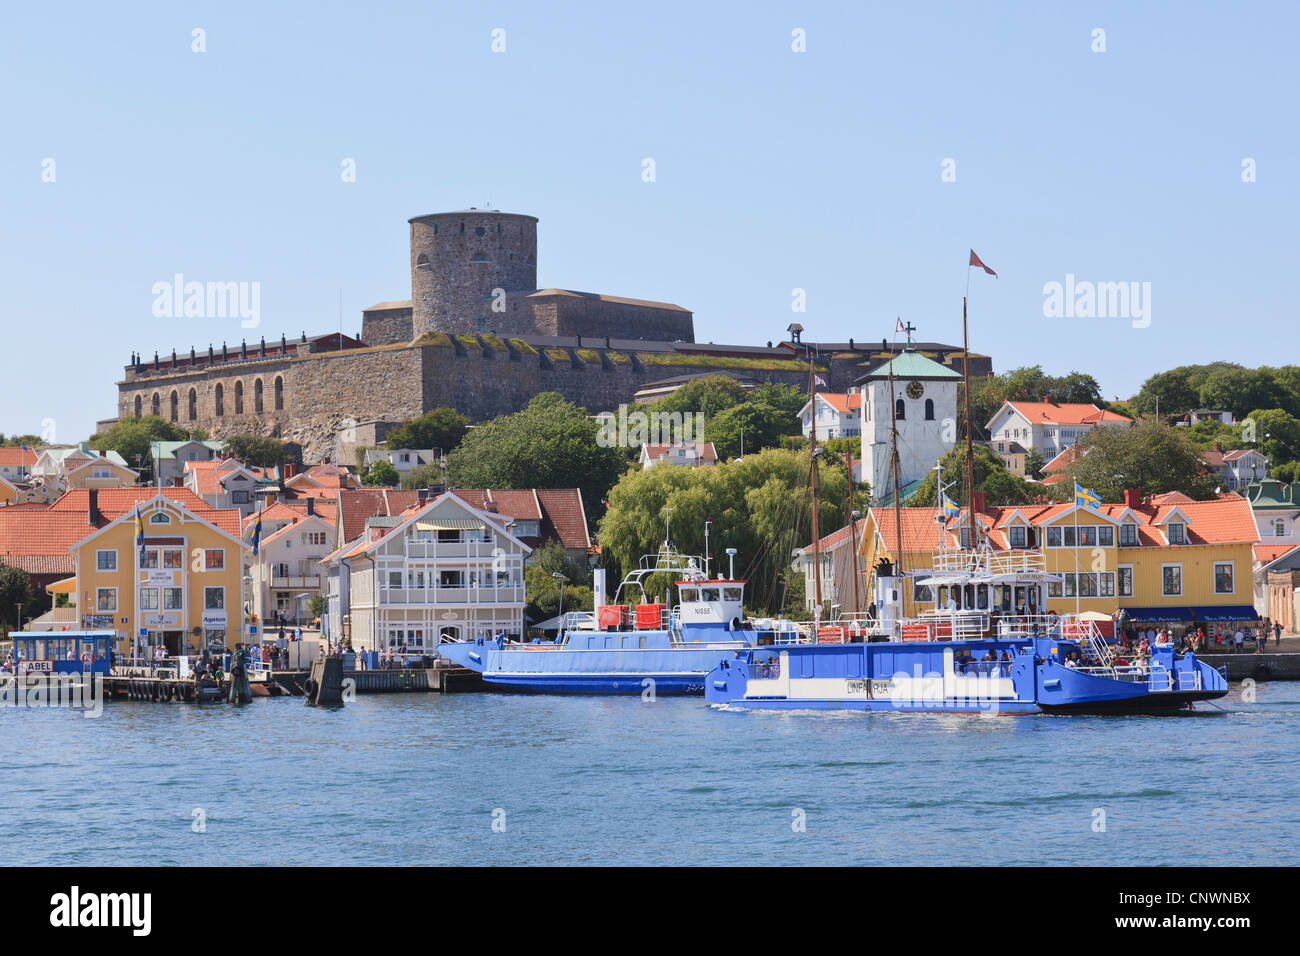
[{"xmin": 6, "ymin": 630, "xmax": 114, "ymax": 675}]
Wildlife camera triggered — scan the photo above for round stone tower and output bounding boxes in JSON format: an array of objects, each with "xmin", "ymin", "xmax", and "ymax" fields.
[{"xmin": 408, "ymin": 209, "xmax": 539, "ymax": 336}]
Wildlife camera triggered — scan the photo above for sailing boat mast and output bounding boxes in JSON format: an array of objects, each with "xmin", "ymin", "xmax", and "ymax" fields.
[
  {"xmin": 962, "ymin": 296, "xmax": 976, "ymax": 550},
  {"xmin": 885, "ymin": 338, "xmax": 904, "ymax": 578},
  {"xmin": 808, "ymin": 350, "xmax": 823, "ymax": 612}
]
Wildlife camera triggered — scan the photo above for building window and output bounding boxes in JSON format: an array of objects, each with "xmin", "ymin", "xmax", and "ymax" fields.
[
  {"xmin": 150, "ymin": 512, "xmax": 171, "ymax": 525},
  {"xmin": 1162, "ymin": 564, "xmax": 1182, "ymax": 596},
  {"xmin": 188, "ymin": 388, "xmax": 197, "ymax": 421},
  {"xmin": 437, "ymin": 529, "xmax": 461, "ymax": 543},
  {"xmin": 1275, "ymin": 520, "xmax": 1286, "ymax": 537},
  {"xmin": 439, "ymin": 570, "xmax": 463, "ymax": 588},
  {"xmin": 388, "ymin": 571, "xmax": 403, "ymax": 588},
  {"xmin": 134, "ymin": 396, "xmax": 142, "ymax": 418},
  {"xmin": 1097, "ymin": 526, "xmax": 1114, "ymax": 547},
  {"xmin": 96, "ymin": 549, "xmax": 117, "ymax": 571},
  {"xmin": 895, "ymin": 398, "xmax": 906, "ymax": 421},
  {"xmin": 205, "ymin": 549, "xmax": 225, "ymax": 570},
  {"xmin": 162, "ymin": 548, "xmax": 183, "ymax": 569},
  {"xmin": 1062, "ymin": 527, "xmax": 1077, "ymax": 547},
  {"xmin": 1214, "ymin": 562, "xmax": 1234, "ymax": 594},
  {"xmin": 235, "ymin": 381, "xmax": 244, "ymax": 414},
  {"xmin": 274, "ymin": 376, "xmax": 284, "ymax": 411},
  {"xmin": 169, "ymin": 391, "xmax": 179, "ymax": 421},
  {"xmin": 1078, "ymin": 526, "xmax": 1097, "ymax": 547},
  {"xmin": 139, "ymin": 587, "xmax": 159, "ymax": 610},
  {"xmin": 1045, "ymin": 526, "xmax": 1061, "ymax": 547},
  {"xmin": 1118, "ymin": 565, "xmax": 1133, "ymax": 597},
  {"xmin": 1009, "ymin": 525, "xmax": 1026, "ymax": 548},
  {"xmin": 232, "ymin": 490, "xmax": 249, "ymax": 504},
  {"xmin": 1166, "ymin": 522, "xmax": 1185, "ymax": 545},
  {"xmin": 1099, "ymin": 572, "xmax": 1115, "ymax": 597},
  {"xmin": 254, "ymin": 379, "xmax": 264, "ymax": 414},
  {"xmin": 163, "ymin": 587, "xmax": 183, "ymax": 610},
  {"xmin": 205, "ymin": 587, "xmax": 225, "ymax": 610},
  {"xmin": 96, "ymin": 588, "xmax": 117, "ymax": 611},
  {"xmin": 1119, "ymin": 523, "xmax": 1138, "ymax": 547},
  {"xmin": 151, "ymin": 393, "xmax": 160, "ymax": 416},
  {"xmin": 92, "ymin": 467, "xmax": 111, "ymax": 479},
  {"xmin": 924, "ymin": 399, "xmax": 934, "ymax": 421},
  {"xmin": 215, "ymin": 383, "xmax": 224, "ymax": 417}
]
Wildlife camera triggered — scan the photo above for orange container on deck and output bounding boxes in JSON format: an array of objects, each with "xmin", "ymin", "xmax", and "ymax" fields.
[
  {"xmin": 597, "ymin": 605, "xmax": 629, "ymax": 630},
  {"xmin": 635, "ymin": 603, "xmax": 666, "ymax": 628}
]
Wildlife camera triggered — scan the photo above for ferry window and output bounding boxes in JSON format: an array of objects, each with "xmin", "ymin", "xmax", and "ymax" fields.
[
  {"xmin": 1045, "ymin": 527, "xmax": 1061, "ymax": 547},
  {"xmin": 1078, "ymin": 527, "xmax": 1096, "ymax": 547},
  {"xmin": 1119, "ymin": 523, "xmax": 1138, "ymax": 546},
  {"xmin": 639, "ymin": 636, "xmax": 647, "ymax": 649},
  {"xmin": 96, "ymin": 588, "xmax": 117, "ymax": 611},
  {"xmin": 205, "ymin": 586, "xmax": 225, "ymax": 610},
  {"xmin": 1097, "ymin": 526, "xmax": 1114, "ymax": 547},
  {"xmin": 205, "ymin": 549, "xmax": 225, "ymax": 570},
  {"xmin": 96, "ymin": 549, "xmax": 117, "ymax": 571},
  {"xmin": 163, "ymin": 549, "xmax": 184, "ymax": 569},
  {"xmin": 1214, "ymin": 562, "xmax": 1234, "ymax": 594},
  {"xmin": 1162, "ymin": 564, "xmax": 1181, "ymax": 596},
  {"xmin": 723, "ymin": 587, "xmax": 743, "ymax": 602},
  {"xmin": 701, "ymin": 588, "xmax": 721, "ymax": 602},
  {"xmin": 163, "ymin": 587, "xmax": 183, "ymax": 610},
  {"xmin": 937, "ymin": 586, "xmax": 949, "ymax": 606},
  {"xmin": 140, "ymin": 587, "xmax": 159, "ymax": 610},
  {"xmin": 977, "ymin": 585, "xmax": 989, "ymax": 610},
  {"xmin": 679, "ymin": 587, "xmax": 699, "ymax": 603},
  {"xmin": 912, "ymin": 581, "xmax": 932, "ymax": 602},
  {"xmin": 1118, "ymin": 565, "xmax": 1133, "ymax": 597}
]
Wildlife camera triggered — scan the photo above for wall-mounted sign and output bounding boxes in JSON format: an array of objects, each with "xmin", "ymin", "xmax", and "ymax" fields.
[
  {"xmin": 145, "ymin": 571, "xmax": 174, "ymax": 587},
  {"xmin": 201, "ymin": 611, "xmax": 227, "ymax": 629}
]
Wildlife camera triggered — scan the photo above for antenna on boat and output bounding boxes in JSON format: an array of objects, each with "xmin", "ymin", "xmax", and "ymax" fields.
[
  {"xmin": 962, "ymin": 295, "xmax": 976, "ymax": 551},
  {"xmin": 704, "ymin": 520, "xmax": 711, "ymax": 578}
]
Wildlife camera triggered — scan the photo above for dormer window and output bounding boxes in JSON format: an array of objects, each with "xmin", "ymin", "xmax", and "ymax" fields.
[
  {"xmin": 1009, "ymin": 525, "xmax": 1026, "ymax": 548},
  {"xmin": 1119, "ymin": 522, "xmax": 1138, "ymax": 547},
  {"xmin": 149, "ymin": 512, "xmax": 171, "ymax": 524},
  {"xmin": 1167, "ymin": 522, "xmax": 1186, "ymax": 545}
]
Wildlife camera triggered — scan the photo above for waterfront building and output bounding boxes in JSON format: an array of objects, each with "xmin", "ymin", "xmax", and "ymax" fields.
[
  {"xmin": 322, "ymin": 490, "xmax": 530, "ymax": 653},
  {"xmin": 847, "ymin": 489, "xmax": 1259, "ymax": 629},
  {"xmin": 63, "ymin": 489, "xmax": 245, "ymax": 655},
  {"xmin": 250, "ymin": 508, "xmax": 335, "ymax": 625},
  {"xmin": 799, "ymin": 391, "xmax": 862, "ymax": 441},
  {"xmin": 985, "ymin": 401, "xmax": 1131, "ymax": 460}
]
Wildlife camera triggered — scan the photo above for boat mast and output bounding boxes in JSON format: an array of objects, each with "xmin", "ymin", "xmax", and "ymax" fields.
[
  {"xmin": 886, "ymin": 337, "xmax": 904, "ymax": 579},
  {"xmin": 962, "ymin": 296, "xmax": 976, "ymax": 551},
  {"xmin": 808, "ymin": 350, "xmax": 823, "ymax": 612},
  {"xmin": 846, "ymin": 481, "xmax": 862, "ymax": 615}
]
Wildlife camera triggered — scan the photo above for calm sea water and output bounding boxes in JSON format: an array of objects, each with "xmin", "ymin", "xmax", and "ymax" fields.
[{"xmin": 4, "ymin": 681, "xmax": 1298, "ymax": 866}]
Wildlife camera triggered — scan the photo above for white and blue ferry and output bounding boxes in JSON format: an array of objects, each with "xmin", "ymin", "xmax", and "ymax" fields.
[
  {"xmin": 705, "ymin": 553, "xmax": 1229, "ymax": 715},
  {"xmin": 435, "ymin": 544, "xmax": 806, "ymax": 694}
]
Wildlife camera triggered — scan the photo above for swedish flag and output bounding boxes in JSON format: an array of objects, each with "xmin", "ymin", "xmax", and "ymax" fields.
[
  {"xmin": 134, "ymin": 505, "xmax": 145, "ymax": 561},
  {"xmin": 941, "ymin": 492, "xmax": 961, "ymax": 518},
  {"xmin": 1074, "ymin": 482, "xmax": 1101, "ymax": 510},
  {"xmin": 251, "ymin": 506, "xmax": 263, "ymax": 556}
]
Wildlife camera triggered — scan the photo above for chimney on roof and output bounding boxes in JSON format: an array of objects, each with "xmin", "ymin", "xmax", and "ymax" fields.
[
  {"xmin": 173, "ymin": 476, "xmax": 184, "ymax": 487},
  {"xmin": 306, "ymin": 497, "xmax": 315, "ymax": 516},
  {"xmin": 484, "ymin": 500, "xmax": 499, "ymax": 513},
  {"xmin": 284, "ymin": 463, "xmax": 297, "ymax": 479},
  {"xmin": 1123, "ymin": 488, "xmax": 1143, "ymax": 508},
  {"xmin": 88, "ymin": 488, "xmax": 101, "ymax": 526}
]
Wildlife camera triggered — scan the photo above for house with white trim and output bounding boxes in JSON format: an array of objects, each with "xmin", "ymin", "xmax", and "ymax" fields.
[
  {"xmin": 799, "ymin": 391, "xmax": 862, "ymax": 441},
  {"xmin": 251, "ymin": 511, "xmax": 336, "ymax": 625},
  {"xmin": 985, "ymin": 401, "xmax": 1131, "ymax": 459},
  {"xmin": 323, "ymin": 491, "xmax": 531, "ymax": 653},
  {"xmin": 1202, "ymin": 445, "xmax": 1270, "ymax": 491}
]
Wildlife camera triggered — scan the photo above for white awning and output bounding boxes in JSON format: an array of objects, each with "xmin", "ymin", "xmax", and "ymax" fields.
[{"xmin": 416, "ymin": 518, "xmax": 485, "ymax": 532}]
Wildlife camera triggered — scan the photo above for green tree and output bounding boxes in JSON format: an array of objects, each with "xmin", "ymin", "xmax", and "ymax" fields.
[
  {"xmin": 384, "ymin": 408, "xmax": 470, "ymax": 454},
  {"xmin": 908, "ymin": 445, "xmax": 1041, "ymax": 507},
  {"xmin": 87, "ymin": 416, "xmax": 197, "ymax": 477},
  {"xmin": 1024, "ymin": 449, "xmax": 1048, "ymax": 480},
  {"xmin": 399, "ymin": 462, "xmax": 445, "ymax": 490},
  {"xmin": 1197, "ymin": 367, "xmax": 1285, "ymax": 420},
  {"xmin": 749, "ymin": 382, "xmax": 806, "ymax": 420},
  {"xmin": 223, "ymin": 433, "xmax": 293, "ymax": 467},
  {"xmin": 1067, "ymin": 419, "xmax": 1218, "ymax": 501},
  {"xmin": 361, "ymin": 459, "xmax": 400, "ymax": 486},
  {"xmin": 445, "ymin": 393, "xmax": 626, "ymax": 525},
  {"xmin": 0, "ymin": 564, "xmax": 43, "ymax": 633},
  {"xmin": 1131, "ymin": 363, "xmax": 1239, "ymax": 420},
  {"xmin": 597, "ymin": 447, "xmax": 852, "ymax": 615},
  {"xmin": 524, "ymin": 540, "xmax": 593, "ymax": 622},
  {"xmin": 707, "ymin": 401, "xmax": 797, "ymax": 460},
  {"xmin": 647, "ymin": 375, "xmax": 749, "ymax": 421},
  {"xmin": 0, "ymin": 434, "xmax": 43, "ymax": 447},
  {"xmin": 1244, "ymin": 408, "xmax": 1300, "ymax": 469}
]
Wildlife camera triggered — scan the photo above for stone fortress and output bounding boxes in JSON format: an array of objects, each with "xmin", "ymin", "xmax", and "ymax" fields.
[{"xmin": 114, "ymin": 208, "xmax": 993, "ymax": 464}]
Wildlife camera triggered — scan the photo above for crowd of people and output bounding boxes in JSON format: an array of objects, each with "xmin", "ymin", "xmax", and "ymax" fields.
[{"xmin": 1119, "ymin": 619, "xmax": 1284, "ymax": 655}]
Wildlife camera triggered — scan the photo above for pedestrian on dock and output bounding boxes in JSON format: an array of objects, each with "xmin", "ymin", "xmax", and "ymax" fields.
[
  {"xmin": 1275, "ymin": 620, "xmax": 1284, "ymax": 648},
  {"xmin": 1233, "ymin": 627, "xmax": 1244, "ymax": 653}
]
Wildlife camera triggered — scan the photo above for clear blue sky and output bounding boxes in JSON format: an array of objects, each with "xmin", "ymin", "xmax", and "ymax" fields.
[{"xmin": 3, "ymin": 1, "xmax": 1296, "ymax": 442}]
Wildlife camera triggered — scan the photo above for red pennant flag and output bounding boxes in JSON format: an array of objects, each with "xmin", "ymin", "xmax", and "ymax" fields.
[
  {"xmin": 969, "ymin": 250, "xmax": 997, "ymax": 277},
  {"xmin": 895, "ymin": 318, "xmax": 906, "ymax": 333}
]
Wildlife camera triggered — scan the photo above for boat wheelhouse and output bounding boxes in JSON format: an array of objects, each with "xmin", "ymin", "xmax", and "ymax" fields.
[{"xmin": 4, "ymin": 630, "xmax": 114, "ymax": 676}]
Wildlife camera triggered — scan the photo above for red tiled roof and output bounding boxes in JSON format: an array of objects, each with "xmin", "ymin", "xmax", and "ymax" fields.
[
  {"xmin": 815, "ymin": 392, "xmax": 862, "ymax": 415},
  {"xmin": 799, "ymin": 521, "xmax": 863, "ymax": 554},
  {"xmin": 0, "ymin": 446, "xmax": 38, "ymax": 467},
  {"xmin": 641, "ymin": 442, "xmax": 718, "ymax": 462},
  {"xmin": 1255, "ymin": 543, "xmax": 1300, "ymax": 566},
  {"xmin": 534, "ymin": 489, "xmax": 590, "ymax": 550},
  {"xmin": 47, "ymin": 488, "xmax": 241, "ymax": 537},
  {"xmin": 1043, "ymin": 444, "xmax": 1085, "ymax": 474},
  {"xmin": 241, "ymin": 498, "xmax": 339, "ymax": 535},
  {"xmin": 1005, "ymin": 402, "xmax": 1131, "ymax": 425},
  {"xmin": 337, "ymin": 488, "xmax": 422, "ymax": 543}
]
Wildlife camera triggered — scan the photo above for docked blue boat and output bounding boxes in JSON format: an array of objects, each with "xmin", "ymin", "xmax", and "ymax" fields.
[
  {"xmin": 705, "ymin": 557, "xmax": 1229, "ymax": 715},
  {"xmin": 435, "ymin": 546, "xmax": 804, "ymax": 694}
]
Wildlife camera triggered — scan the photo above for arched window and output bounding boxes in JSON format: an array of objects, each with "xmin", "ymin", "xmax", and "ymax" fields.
[
  {"xmin": 215, "ymin": 383, "xmax": 224, "ymax": 417},
  {"xmin": 188, "ymin": 388, "xmax": 197, "ymax": 421},
  {"xmin": 254, "ymin": 379, "xmax": 264, "ymax": 414},
  {"xmin": 168, "ymin": 391, "xmax": 178, "ymax": 421},
  {"xmin": 895, "ymin": 398, "xmax": 906, "ymax": 421},
  {"xmin": 134, "ymin": 396, "xmax": 142, "ymax": 418},
  {"xmin": 416, "ymin": 253, "xmax": 430, "ymax": 270},
  {"xmin": 234, "ymin": 381, "xmax": 244, "ymax": 415},
  {"xmin": 274, "ymin": 376, "xmax": 284, "ymax": 411},
  {"xmin": 925, "ymin": 398, "xmax": 935, "ymax": 421},
  {"xmin": 151, "ymin": 393, "xmax": 160, "ymax": 416}
]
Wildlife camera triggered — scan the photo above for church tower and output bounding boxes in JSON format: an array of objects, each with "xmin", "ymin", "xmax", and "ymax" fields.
[{"xmin": 857, "ymin": 347, "xmax": 962, "ymax": 503}]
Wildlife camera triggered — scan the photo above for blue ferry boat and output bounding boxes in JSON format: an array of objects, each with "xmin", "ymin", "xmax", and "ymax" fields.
[
  {"xmin": 435, "ymin": 545, "xmax": 805, "ymax": 694},
  {"xmin": 705, "ymin": 556, "xmax": 1229, "ymax": 715}
]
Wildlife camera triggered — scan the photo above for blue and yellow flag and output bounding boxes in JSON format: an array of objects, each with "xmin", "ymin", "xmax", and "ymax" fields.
[
  {"xmin": 1074, "ymin": 482, "xmax": 1101, "ymax": 510},
  {"xmin": 134, "ymin": 505, "xmax": 146, "ymax": 561},
  {"xmin": 251, "ymin": 505, "xmax": 263, "ymax": 556},
  {"xmin": 940, "ymin": 492, "xmax": 961, "ymax": 518}
]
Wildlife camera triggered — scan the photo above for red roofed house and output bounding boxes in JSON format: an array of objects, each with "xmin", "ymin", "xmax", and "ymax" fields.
[
  {"xmin": 638, "ymin": 441, "xmax": 718, "ymax": 469},
  {"xmin": 986, "ymin": 401, "xmax": 1131, "ymax": 460}
]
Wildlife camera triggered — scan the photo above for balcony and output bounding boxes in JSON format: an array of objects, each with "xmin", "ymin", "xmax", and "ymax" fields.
[
  {"xmin": 376, "ymin": 585, "xmax": 525, "ymax": 606},
  {"xmin": 271, "ymin": 574, "xmax": 321, "ymax": 589}
]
